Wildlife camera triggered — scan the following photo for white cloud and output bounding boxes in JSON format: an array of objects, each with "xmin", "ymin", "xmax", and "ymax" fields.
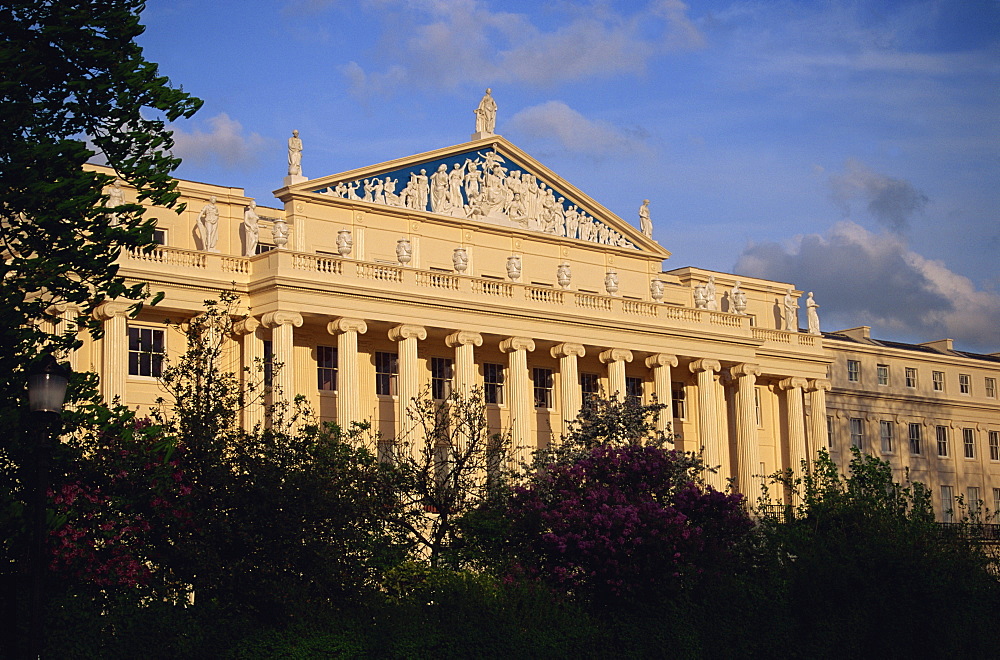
[
  {"xmin": 169, "ymin": 113, "xmax": 269, "ymax": 170},
  {"xmin": 734, "ymin": 221, "xmax": 1000, "ymax": 353},
  {"xmin": 829, "ymin": 160, "xmax": 929, "ymax": 232},
  {"xmin": 506, "ymin": 101, "xmax": 649, "ymax": 159}
]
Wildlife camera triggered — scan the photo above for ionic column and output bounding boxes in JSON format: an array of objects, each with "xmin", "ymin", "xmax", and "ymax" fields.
[
  {"xmin": 551, "ymin": 343, "xmax": 586, "ymax": 437},
  {"xmin": 646, "ymin": 354, "xmax": 678, "ymax": 434},
  {"xmin": 232, "ymin": 317, "xmax": 262, "ymax": 430},
  {"xmin": 500, "ymin": 337, "xmax": 536, "ymax": 450},
  {"xmin": 689, "ymin": 358, "xmax": 724, "ymax": 490},
  {"xmin": 262, "ymin": 311, "xmax": 303, "ymax": 402},
  {"xmin": 94, "ymin": 301, "xmax": 131, "ymax": 403},
  {"xmin": 731, "ymin": 363, "xmax": 762, "ymax": 504},
  {"xmin": 329, "ymin": 318, "xmax": 368, "ymax": 430},
  {"xmin": 805, "ymin": 378, "xmax": 832, "ymax": 457},
  {"xmin": 779, "ymin": 377, "xmax": 809, "ymax": 479},
  {"xmin": 45, "ymin": 303, "xmax": 81, "ymax": 370},
  {"xmin": 600, "ymin": 348, "xmax": 633, "ymax": 399},
  {"xmin": 389, "ymin": 324, "xmax": 427, "ymax": 447},
  {"xmin": 446, "ymin": 330, "xmax": 483, "ymax": 397}
]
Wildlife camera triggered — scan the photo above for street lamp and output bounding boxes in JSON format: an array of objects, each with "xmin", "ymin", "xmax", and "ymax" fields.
[{"xmin": 25, "ymin": 353, "xmax": 69, "ymax": 659}]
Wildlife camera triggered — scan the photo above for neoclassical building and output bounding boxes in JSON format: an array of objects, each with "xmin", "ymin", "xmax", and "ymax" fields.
[{"xmin": 60, "ymin": 120, "xmax": 998, "ymax": 521}]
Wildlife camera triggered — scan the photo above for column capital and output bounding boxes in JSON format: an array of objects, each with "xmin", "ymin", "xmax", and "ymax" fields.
[
  {"xmin": 46, "ymin": 302, "xmax": 77, "ymax": 316},
  {"xmin": 445, "ymin": 330, "xmax": 483, "ymax": 348},
  {"xmin": 730, "ymin": 363, "xmax": 762, "ymax": 379},
  {"xmin": 500, "ymin": 336, "xmax": 535, "ymax": 353},
  {"xmin": 689, "ymin": 358, "xmax": 721, "ymax": 374},
  {"xmin": 778, "ymin": 376, "xmax": 809, "ymax": 391},
  {"xmin": 804, "ymin": 378, "xmax": 832, "ymax": 392},
  {"xmin": 599, "ymin": 348, "xmax": 633, "ymax": 364},
  {"xmin": 261, "ymin": 310, "xmax": 303, "ymax": 328},
  {"xmin": 551, "ymin": 342, "xmax": 585, "ymax": 359},
  {"xmin": 93, "ymin": 300, "xmax": 131, "ymax": 320},
  {"xmin": 645, "ymin": 353, "xmax": 678, "ymax": 369},
  {"xmin": 388, "ymin": 324, "xmax": 427, "ymax": 341},
  {"xmin": 232, "ymin": 316, "xmax": 260, "ymax": 336},
  {"xmin": 329, "ymin": 317, "xmax": 368, "ymax": 335}
]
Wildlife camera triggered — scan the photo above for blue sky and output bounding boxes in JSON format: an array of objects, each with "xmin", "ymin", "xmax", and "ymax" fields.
[{"xmin": 136, "ymin": 0, "xmax": 999, "ymax": 352}]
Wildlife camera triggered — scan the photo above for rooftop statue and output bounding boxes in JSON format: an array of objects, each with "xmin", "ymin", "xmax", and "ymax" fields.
[
  {"xmin": 639, "ymin": 199, "xmax": 652, "ymax": 238},
  {"xmin": 806, "ymin": 292, "xmax": 821, "ymax": 335},
  {"xmin": 474, "ymin": 88, "xmax": 498, "ymax": 135},
  {"xmin": 783, "ymin": 292, "xmax": 799, "ymax": 332},
  {"xmin": 197, "ymin": 195, "xmax": 220, "ymax": 252},
  {"xmin": 243, "ymin": 200, "xmax": 259, "ymax": 257},
  {"xmin": 106, "ymin": 178, "xmax": 125, "ymax": 227},
  {"xmin": 287, "ymin": 130, "xmax": 303, "ymax": 177}
]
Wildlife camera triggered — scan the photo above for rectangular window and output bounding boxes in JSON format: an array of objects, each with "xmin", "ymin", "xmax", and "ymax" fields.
[
  {"xmin": 256, "ymin": 243, "xmax": 275, "ymax": 254},
  {"xmin": 317, "ymin": 345, "xmax": 337, "ymax": 391},
  {"xmin": 431, "ymin": 357, "xmax": 453, "ymax": 400},
  {"xmin": 625, "ymin": 376, "xmax": 643, "ymax": 404},
  {"xmin": 908, "ymin": 423, "xmax": 922, "ymax": 455},
  {"xmin": 533, "ymin": 368, "xmax": 553, "ymax": 408},
  {"xmin": 375, "ymin": 351, "xmax": 398, "ymax": 396},
  {"xmin": 128, "ymin": 326, "xmax": 164, "ymax": 377},
  {"xmin": 963, "ymin": 428, "xmax": 976, "ymax": 459},
  {"xmin": 990, "ymin": 430, "xmax": 999, "ymax": 461},
  {"xmin": 827, "ymin": 415, "xmax": 834, "ymax": 449},
  {"xmin": 152, "ymin": 228, "xmax": 167, "ymax": 246},
  {"xmin": 483, "ymin": 362, "xmax": 504, "ymax": 405},
  {"xmin": 580, "ymin": 372, "xmax": 600, "ymax": 405},
  {"xmin": 850, "ymin": 418, "xmax": 864, "ymax": 450},
  {"xmin": 847, "ymin": 359, "xmax": 860, "ymax": 383},
  {"xmin": 936, "ymin": 425, "xmax": 949, "ymax": 457},
  {"xmin": 941, "ymin": 485, "xmax": 954, "ymax": 523},
  {"xmin": 967, "ymin": 487, "xmax": 981, "ymax": 514},
  {"xmin": 672, "ymin": 382, "xmax": 686, "ymax": 419},
  {"xmin": 880, "ymin": 420, "xmax": 894, "ymax": 453},
  {"xmin": 754, "ymin": 388, "xmax": 763, "ymax": 427},
  {"xmin": 905, "ymin": 367, "xmax": 917, "ymax": 388},
  {"xmin": 959, "ymin": 374, "xmax": 971, "ymax": 395},
  {"xmin": 986, "ymin": 377, "xmax": 997, "ymax": 399},
  {"xmin": 877, "ymin": 364, "xmax": 890, "ymax": 386},
  {"xmin": 263, "ymin": 340, "xmax": 273, "ymax": 386},
  {"xmin": 932, "ymin": 371, "xmax": 944, "ymax": 392}
]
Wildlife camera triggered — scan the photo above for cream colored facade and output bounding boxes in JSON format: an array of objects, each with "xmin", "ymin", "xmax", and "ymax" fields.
[{"xmin": 69, "ymin": 135, "xmax": 998, "ymax": 520}]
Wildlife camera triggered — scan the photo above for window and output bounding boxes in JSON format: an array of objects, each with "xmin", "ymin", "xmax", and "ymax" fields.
[
  {"xmin": 128, "ymin": 326, "xmax": 164, "ymax": 377},
  {"xmin": 967, "ymin": 487, "xmax": 982, "ymax": 515},
  {"xmin": 152, "ymin": 228, "xmax": 167, "ymax": 245},
  {"xmin": 532, "ymin": 368, "xmax": 553, "ymax": 408},
  {"xmin": 936, "ymin": 425, "xmax": 949, "ymax": 457},
  {"xmin": 375, "ymin": 351, "xmax": 398, "ymax": 396},
  {"xmin": 904, "ymin": 367, "xmax": 917, "ymax": 388},
  {"xmin": 483, "ymin": 363, "xmax": 504, "ymax": 405},
  {"xmin": 672, "ymin": 383, "xmax": 686, "ymax": 419},
  {"xmin": 850, "ymin": 418, "xmax": 864, "ymax": 450},
  {"xmin": 431, "ymin": 357, "xmax": 453, "ymax": 400},
  {"xmin": 317, "ymin": 345, "xmax": 337, "ymax": 391},
  {"xmin": 959, "ymin": 374, "xmax": 971, "ymax": 395},
  {"xmin": 879, "ymin": 420, "xmax": 894, "ymax": 453},
  {"xmin": 847, "ymin": 359, "xmax": 860, "ymax": 383},
  {"xmin": 263, "ymin": 340, "xmax": 273, "ymax": 386},
  {"xmin": 580, "ymin": 372, "xmax": 600, "ymax": 405},
  {"xmin": 827, "ymin": 416, "xmax": 834, "ymax": 448},
  {"xmin": 754, "ymin": 388, "xmax": 763, "ymax": 427},
  {"xmin": 963, "ymin": 428, "xmax": 976, "ymax": 459},
  {"xmin": 990, "ymin": 430, "xmax": 999, "ymax": 461},
  {"xmin": 625, "ymin": 376, "xmax": 643, "ymax": 404},
  {"xmin": 941, "ymin": 485, "xmax": 954, "ymax": 523},
  {"xmin": 908, "ymin": 423, "xmax": 922, "ymax": 455},
  {"xmin": 256, "ymin": 243, "xmax": 275, "ymax": 254},
  {"xmin": 932, "ymin": 371, "xmax": 944, "ymax": 392},
  {"xmin": 986, "ymin": 377, "xmax": 997, "ymax": 399},
  {"xmin": 877, "ymin": 364, "xmax": 889, "ymax": 386}
]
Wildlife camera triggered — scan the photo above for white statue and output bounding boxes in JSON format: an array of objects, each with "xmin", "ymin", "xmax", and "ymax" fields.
[
  {"xmin": 783, "ymin": 292, "xmax": 799, "ymax": 332},
  {"xmin": 639, "ymin": 199, "xmax": 652, "ymax": 238},
  {"xmin": 731, "ymin": 281, "xmax": 747, "ymax": 315},
  {"xmin": 271, "ymin": 218, "xmax": 289, "ymax": 248},
  {"xmin": 474, "ymin": 88, "xmax": 498, "ymax": 135},
  {"xmin": 243, "ymin": 200, "xmax": 259, "ymax": 257},
  {"xmin": 197, "ymin": 195, "xmax": 220, "ymax": 252},
  {"xmin": 415, "ymin": 169, "xmax": 430, "ymax": 211},
  {"xmin": 396, "ymin": 238, "xmax": 412, "ymax": 265},
  {"xmin": 287, "ymin": 130, "xmax": 303, "ymax": 177},
  {"xmin": 806, "ymin": 292, "xmax": 821, "ymax": 335},
  {"xmin": 453, "ymin": 247, "xmax": 468, "ymax": 273},
  {"xmin": 106, "ymin": 178, "xmax": 125, "ymax": 227},
  {"xmin": 337, "ymin": 229, "xmax": 353, "ymax": 257},
  {"xmin": 605, "ymin": 270, "xmax": 619, "ymax": 296},
  {"xmin": 705, "ymin": 275, "xmax": 718, "ymax": 311},
  {"xmin": 506, "ymin": 255, "xmax": 521, "ymax": 281},
  {"xmin": 557, "ymin": 262, "xmax": 571, "ymax": 289},
  {"xmin": 650, "ymin": 278, "xmax": 665, "ymax": 302}
]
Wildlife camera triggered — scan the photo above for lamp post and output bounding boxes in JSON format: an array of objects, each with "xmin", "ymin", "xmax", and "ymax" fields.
[{"xmin": 25, "ymin": 353, "xmax": 69, "ymax": 659}]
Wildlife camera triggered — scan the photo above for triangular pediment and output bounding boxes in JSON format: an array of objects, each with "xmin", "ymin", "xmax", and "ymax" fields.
[{"xmin": 286, "ymin": 136, "xmax": 667, "ymax": 256}]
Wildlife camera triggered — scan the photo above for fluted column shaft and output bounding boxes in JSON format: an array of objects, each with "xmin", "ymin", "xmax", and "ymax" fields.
[
  {"xmin": 233, "ymin": 317, "xmax": 262, "ymax": 430},
  {"xmin": 46, "ymin": 303, "xmax": 81, "ymax": 370},
  {"xmin": 690, "ymin": 358, "xmax": 724, "ymax": 490},
  {"xmin": 330, "ymin": 318, "xmax": 368, "ymax": 430},
  {"xmin": 552, "ymin": 343, "xmax": 586, "ymax": 437},
  {"xmin": 600, "ymin": 348, "xmax": 633, "ymax": 399},
  {"xmin": 446, "ymin": 331, "xmax": 483, "ymax": 397},
  {"xmin": 646, "ymin": 354, "xmax": 678, "ymax": 434},
  {"xmin": 94, "ymin": 301, "xmax": 130, "ymax": 403},
  {"xmin": 806, "ymin": 379, "xmax": 832, "ymax": 457},
  {"xmin": 500, "ymin": 337, "xmax": 536, "ymax": 450},
  {"xmin": 262, "ymin": 311, "xmax": 303, "ymax": 403},
  {"xmin": 731, "ymin": 364, "xmax": 762, "ymax": 504},
  {"xmin": 780, "ymin": 377, "xmax": 809, "ymax": 478},
  {"xmin": 389, "ymin": 324, "xmax": 427, "ymax": 449}
]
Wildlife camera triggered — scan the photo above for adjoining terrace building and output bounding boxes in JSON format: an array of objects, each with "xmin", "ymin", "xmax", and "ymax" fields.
[{"xmin": 55, "ymin": 113, "xmax": 998, "ymax": 521}]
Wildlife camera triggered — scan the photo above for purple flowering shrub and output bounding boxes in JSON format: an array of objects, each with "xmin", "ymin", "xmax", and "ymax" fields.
[{"xmin": 504, "ymin": 444, "xmax": 752, "ymax": 603}]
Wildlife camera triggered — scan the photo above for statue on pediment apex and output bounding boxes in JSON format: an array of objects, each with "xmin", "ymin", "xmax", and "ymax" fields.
[
  {"xmin": 475, "ymin": 88, "xmax": 497, "ymax": 135},
  {"xmin": 639, "ymin": 199, "xmax": 652, "ymax": 238}
]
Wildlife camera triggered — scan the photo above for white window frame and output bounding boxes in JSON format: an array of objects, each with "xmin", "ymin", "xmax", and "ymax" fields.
[
  {"xmin": 532, "ymin": 367, "xmax": 554, "ymax": 409},
  {"xmin": 847, "ymin": 359, "xmax": 860, "ymax": 383},
  {"xmin": 431, "ymin": 356, "xmax": 454, "ymax": 400},
  {"xmin": 986, "ymin": 377, "xmax": 997, "ymax": 399},
  {"xmin": 127, "ymin": 325, "xmax": 165, "ymax": 379},
  {"xmin": 904, "ymin": 367, "xmax": 917, "ymax": 388},
  {"xmin": 483, "ymin": 362, "xmax": 505, "ymax": 405},
  {"xmin": 375, "ymin": 351, "xmax": 398, "ymax": 397},
  {"xmin": 941, "ymin": 485, "xmax": 954, "ymax": 523},
  {"xmin": 850, "ymin": 418, "xmax": 864, "ymax": 450},
  {"xmin": 990, "ymin": 430, "xmax": 999, "ymax": 462},
  {"xmin": 932, "ymin": 371, "xmax": 944, "ymax": 392},
  {"xmin": 908, "ymin": 423, "xmax": 921, "ymax": 455},
  {"xmin": 963, "ymin": 428, "xmax": 976, "ymax": 459},
  {"xmin": 877, "ymin": 364, "xmax": 890, "ymax": 386},
  {"xmin": 879, "ymin": 420, "xmax": 894, "ymax": 453},
  {"xmin": 936, "ymin": 425, "xmax": 949, "ymax": 457},
  {"xmin": 959, "ymin": 373, "xmax": 971, "ymax": 395}
]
